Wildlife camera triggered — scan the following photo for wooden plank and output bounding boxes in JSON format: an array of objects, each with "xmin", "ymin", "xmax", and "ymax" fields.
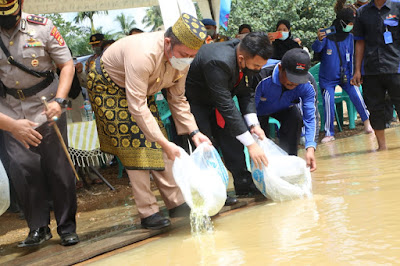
[{"xmin": 6, "ymin": 198, "xmax": 262, "ymax": 266}]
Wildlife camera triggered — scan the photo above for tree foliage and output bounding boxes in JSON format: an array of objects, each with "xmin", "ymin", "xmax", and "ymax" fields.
[
  {"xmin": 43, "ymin": 13, "xmax": 120, "ymax": 57},
  {"xmin": 220, "ymin": 0, "xmax": 338, "ymax": 50},
  {"xmin": 114, "ymin": 13, "xmax": 136, "ymax": 38},
  {"xmin": 73, "ymin": 11, "xmax": 108, "ymax": 34},
  {"xmin": 142, "ymin": 3, "xmax": 203, "ymax": 31},
  {"xmin": 42, "ymin": 13, "xmax": 92, "ymax": 56},
  {"xmin": 142, "ymin": 6, "xmax": 163, "ymax": 31}
]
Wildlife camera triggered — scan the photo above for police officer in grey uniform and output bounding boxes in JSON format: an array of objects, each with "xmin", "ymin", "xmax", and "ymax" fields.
[{"xmin": 0, "ymin": 0, "xmax": 79, "ymax": 247}]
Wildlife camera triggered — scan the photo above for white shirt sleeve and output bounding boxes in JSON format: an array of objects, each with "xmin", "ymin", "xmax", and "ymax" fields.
[
  {"xmin": 243, "ymin": 113, "xmax": 259, "ymax": 127},
  {"xmin": 236, "ymin": 131, "xmax": 255, "ymax": 146}
]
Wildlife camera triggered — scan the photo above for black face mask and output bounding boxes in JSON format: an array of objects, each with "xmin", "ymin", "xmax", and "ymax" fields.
[
  {"xmin": 243, "ymin": 66, "xmax": 261, "ymax": 77},
  {"xmin": 0, "ymin": 14, "xmax": 20, "ymax": 30},
  {"xmin": 242, "ymin": 59, "xmax": 261, "ymax": 77}
]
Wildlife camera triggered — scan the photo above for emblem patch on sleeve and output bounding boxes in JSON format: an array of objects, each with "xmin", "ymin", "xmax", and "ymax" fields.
[{"xmin": 50, "ymin": 26, "xmax": 65, "ymax": 46}]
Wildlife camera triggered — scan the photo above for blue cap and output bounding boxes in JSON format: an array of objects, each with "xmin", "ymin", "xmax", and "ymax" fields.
[{"xmin": 201, "ymin": 18, "xmax": 216, "ymax": 26}]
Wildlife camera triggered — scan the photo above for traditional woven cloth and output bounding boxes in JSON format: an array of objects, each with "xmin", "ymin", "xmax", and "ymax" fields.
[
  {"xmin": 67, "ymin": 121, "xmax": 112, "ymax": 167},
  {"xmin": 86, "ymin": 60, "xmax": 166, "ymax": 170}
]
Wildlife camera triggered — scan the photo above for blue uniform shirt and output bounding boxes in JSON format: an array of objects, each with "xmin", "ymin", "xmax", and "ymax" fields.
[{"xmin": 255, "ymin": 65, "xmax": 317, "ymax": 149}]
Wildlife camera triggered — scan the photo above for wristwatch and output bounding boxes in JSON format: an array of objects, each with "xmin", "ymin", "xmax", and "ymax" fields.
[
  {"xmin": 189, "ymin": 129, "xmax": 200, "ymax": 139},
  {"xmin": 249, "ymin": 123, "xmax": 260, "ymax": 129},
  {"xmin": 54, "ymin": 98, "xmax": 71, "ymax": 108}
]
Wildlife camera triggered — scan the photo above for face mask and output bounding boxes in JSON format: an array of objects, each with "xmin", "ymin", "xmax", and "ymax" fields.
[
  {"xmin": 340, "ymin": 20, "xmax": 353, "ymax": 33},
  {"xmin": 279, "ymin": 31, "xmax": 289, "ymax": 41},
  {"xmin": 93, "ymin": 46, "xmax": 102, "ymax": 55},
  {"xmin": 206, "ymin": 29, "xmax": 215, "ymax": 37},
  {"xmin": 358, "ymin": 0, "xmax": 368, "ymax": 3},
  {"xmin": 343, "ymin": 25, "xmax": 353, "ymax": 32},
  {"xmin": 242, "ymin": 59, "xmax": 261, "ymax": 77},
  {"xmin": 0, "ymin": 14, "xmax": 20, "ymax": 30},
  {"xmin": 170, "ymin": 57, "xmax": 193, "ymax": 71},
  {"xmin": 168, "ymin": 45, "xmax": 193, "ymax": 70}
]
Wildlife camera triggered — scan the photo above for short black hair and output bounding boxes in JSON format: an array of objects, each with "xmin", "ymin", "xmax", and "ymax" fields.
[
  {"xmin": 129, "ymin": 28, "xmax": 144, "ymax": 35},
  {"xmin": 238, "ymin": 24, "xmax": 252, "ymax": 34},
  {"xmin": 101, "ymin": 40, "xmax": 115, "ymax": 51},
  {"xmin": 239, "ymin": 32, "xmax": 273, "ymax": 60},
  {"xmin": 164, "ymin": 27, "xmax": 183, "ymax": 47}
]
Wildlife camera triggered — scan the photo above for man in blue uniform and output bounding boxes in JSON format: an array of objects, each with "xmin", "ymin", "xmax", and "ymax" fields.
[{"xmin": 254, "ymin": 48, "xmax": 317, "ymax": 171}]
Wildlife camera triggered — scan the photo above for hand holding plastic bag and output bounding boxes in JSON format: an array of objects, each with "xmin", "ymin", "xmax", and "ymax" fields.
[
  {"xmin": 251, "ymin": 138, "xmax": 312, "ymax": 202},
  {"xmin": 0, "ymin": 160, "xmax": 10, "ymax": 216},
  {"xmin": 172, "ymin": 143, "xmax": 228, "ymax": 216}
]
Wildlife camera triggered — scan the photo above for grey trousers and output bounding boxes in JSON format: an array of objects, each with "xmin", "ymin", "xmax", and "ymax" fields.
[{"xmin": 3, "ymin": 114, "xmax": 77, "ymax": 236}]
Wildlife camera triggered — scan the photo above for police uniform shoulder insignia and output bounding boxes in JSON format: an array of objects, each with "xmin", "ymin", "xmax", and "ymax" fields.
[
  {"xmin": 26, "ymin": 15, "xmax": 48, "ymax": 25},
  {"xmin": 50, "ymin": 26, "xmax": 65, "ymax": 46}
]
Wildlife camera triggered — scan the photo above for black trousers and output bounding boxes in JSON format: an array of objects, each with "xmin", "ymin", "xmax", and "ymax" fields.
[
  {"xmin": 190, "ymin": 103, "xmax": 255, "ymax": 194},
  {"xmin": 259, "ymin": 106, "xmax": 303, "ymax": 156},
  {"xmin": 384, "ymin": 94, "xmax": 394, "ymax": 125},
  {"xmin": 363, "ymin": 74, "xmax": 400, "ymax": 130},
  {"xmin": 3, "ymin": 114, "xmax": 77, "ymax": 235}
]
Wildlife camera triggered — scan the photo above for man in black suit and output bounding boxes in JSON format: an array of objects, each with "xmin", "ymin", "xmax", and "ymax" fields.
[{"xmin": 185, "ymin": 32, "xmax": 271, "ymax": 202}]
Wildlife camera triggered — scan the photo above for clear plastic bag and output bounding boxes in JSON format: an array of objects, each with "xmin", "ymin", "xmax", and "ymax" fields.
[
  {"xmin": 172, "ymin": 143, "xmax": 228, "ymax": 216},
  {"xmin": 0, "ymin": 159, "xmax": 10, "ymax": 216},
  {"xmin": 251, "ymin": 138, "xmax": 312, "ymax": 202}
]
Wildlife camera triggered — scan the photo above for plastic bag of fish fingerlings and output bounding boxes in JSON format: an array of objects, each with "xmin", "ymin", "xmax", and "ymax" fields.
[
  {"xmin": 173, "ymin": 143, "xmax": 228, "ymax": 216},
  {"xmin": 0, "ymin": 160, "xmax": 10, "ymax": 216},
  {"xmin": 251, "ymin": 137, "xmax": 312, "ymax": 202}
]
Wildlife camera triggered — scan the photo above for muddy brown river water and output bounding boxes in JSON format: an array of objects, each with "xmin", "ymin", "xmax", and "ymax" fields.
[{"xmin": 85, "ymin": 128, "xmax": 400, "ymax": 265}]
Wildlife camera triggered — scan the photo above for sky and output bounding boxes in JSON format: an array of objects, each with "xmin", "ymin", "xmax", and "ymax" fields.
[{"xmin": 61, "ymin": 7, "xmax": 150, "ymax": 34}]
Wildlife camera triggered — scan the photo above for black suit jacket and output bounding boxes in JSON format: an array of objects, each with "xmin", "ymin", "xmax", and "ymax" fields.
[{"xmin": 185, "ymin": 39, "xmax": 256, "ymax": 137}]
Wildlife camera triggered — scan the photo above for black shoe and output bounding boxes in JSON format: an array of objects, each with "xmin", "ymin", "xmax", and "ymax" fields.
[
  {"xmin": 169, "ymin": 203, "xmax": 191, "ymax": 218},
  {"xmin": 60, "ymin": 232, "xmax": 79, "ymax": 246},
  {"xmin": 141, "ymin": 212, "xmax": 171, "ymax": 230},
  {"xmin": 18, "ymin": 227, "xmax": 52, "ymax": 247},
  {"xmin": 236, "ymin": 184, "xmax": 263, "ymax": 198},
  {"xmin": 224, "ymin": 196, "xmax": 238, "ymax": 206}
]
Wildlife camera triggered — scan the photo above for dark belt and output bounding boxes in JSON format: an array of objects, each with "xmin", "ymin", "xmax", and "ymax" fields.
[{"xmin": 5, "ymin": 72, "xmax": 55, "ymax": 100}]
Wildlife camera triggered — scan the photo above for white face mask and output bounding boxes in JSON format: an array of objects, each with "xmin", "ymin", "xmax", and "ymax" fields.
[
  {"xmin": 170, "ymin": 56, "xmax": 193, "ymax": 71},
  {"xmin": 279, "ymin": 31, "xmax": 289, "ymax": 41},
  {"xmin": 168, "ymin": 44, "xmax": 193, "ymax": 70},
  {"xmin": 358, "ymin": 0, "xmax": 368, "ymax": 3}
]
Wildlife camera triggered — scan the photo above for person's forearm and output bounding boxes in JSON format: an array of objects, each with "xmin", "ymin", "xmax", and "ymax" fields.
[
  {"xmin": 0, "ymin": 113, "xmax": 16, "ymax": 132},
  {"xmin": 156, "ymin": 135, "xmax": 170, "ymax": 148},
  {"xmin": 354, "ymin": 40, "xmax": 365, "ymax": 73},
  {"xmin": 56, "ymin": 60, "xmax": 74, "ymax": 98}
]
